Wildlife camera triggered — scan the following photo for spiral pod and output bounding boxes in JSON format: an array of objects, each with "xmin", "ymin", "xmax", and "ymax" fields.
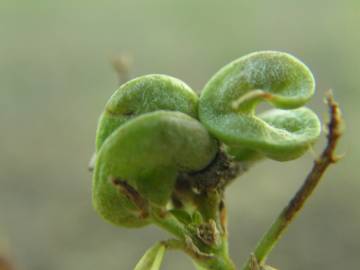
[
  {"xmin": 199, "ymin": 51, "xmax": 321, "ymax": 161},
  {"xmin": 93, "ymin": 75, "xmax": 217, "ymax": 227}
]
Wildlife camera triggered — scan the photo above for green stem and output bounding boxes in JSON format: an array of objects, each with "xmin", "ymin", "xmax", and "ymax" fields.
[
  {"xmin": 164, "ymin": 239, "xmax": 236, "ymax": 270},
  {"xmin": 194, "ymin": 191, "xmax": 221, "ymax": 227},
  {"xmin": 150, "ymin": 206, "xmax": 187, "ymax": 240},
  {"xmin": 241, "ymin": 159, "xmax": 336, "ymax": 270},
  {"xmin": 151, "ymin": 206, "xmax": 236, "ymax": 270},
  {"xmin": 241, "ymin": 92, "xmax": 342, "ymax": 270},
  {"xmin": 192, "ymin": 253, "xmax": 236, "ymax": 270}
]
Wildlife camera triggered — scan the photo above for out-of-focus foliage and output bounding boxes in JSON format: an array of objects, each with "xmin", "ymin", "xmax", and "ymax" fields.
[{"xmin": 0, "ymin": 1, "xmax": 358, "ymax": 270}]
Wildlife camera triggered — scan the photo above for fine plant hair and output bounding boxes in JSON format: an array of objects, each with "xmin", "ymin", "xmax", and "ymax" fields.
[{"xmin": 90, "ymin": 51, "xmax": 343, "ymax": 270}]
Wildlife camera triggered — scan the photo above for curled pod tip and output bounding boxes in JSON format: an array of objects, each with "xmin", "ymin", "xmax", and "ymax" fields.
[
  {"xmin": 93, "ymin": 111, "xmax": 217, "ymax": 226},
  {"xmin": 95, "ymin": 74, "xmax": 199, "ymax": 152},
  {"xmin": 199, "ymin": 51, "xmax": 321, "ymax": 161}
]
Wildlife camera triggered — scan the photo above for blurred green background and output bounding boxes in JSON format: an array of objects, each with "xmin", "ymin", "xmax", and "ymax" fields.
[{"xmin": 1, "ymin": 1, "xmax": 359, "ymax": 269}]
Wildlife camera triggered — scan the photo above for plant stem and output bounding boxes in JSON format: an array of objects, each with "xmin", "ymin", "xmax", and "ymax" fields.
[
  {"xmin": 242, "ymin": 91, "xmax": 343, "ymax": 270},
  {"xmin": 150, "ymin": 206, "xmax": 188, "ymax": 240},
  {"xmin": 151, "ymin": 204, "xmax": 236, "ymax": 269}
]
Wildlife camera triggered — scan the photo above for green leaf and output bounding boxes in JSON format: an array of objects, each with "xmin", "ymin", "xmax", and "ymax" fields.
[{"xmin": 134, "ymin": 243, "xmax": 166, "ymax": 270}]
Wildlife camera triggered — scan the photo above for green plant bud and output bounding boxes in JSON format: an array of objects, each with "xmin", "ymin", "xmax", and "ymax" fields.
[
  {"xmin": 93, "ymin": 111, "xmax": 217, "ymax": 226},
  {"xmin": 199, "ymin": 51, "xmax": 321, "ymax": 161},
  {"xmin": 95, "ymin": 74, "xmax": 198, "ymax": 152}
]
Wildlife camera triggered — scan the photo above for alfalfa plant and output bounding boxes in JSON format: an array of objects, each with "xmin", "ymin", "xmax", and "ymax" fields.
[{"xmin": 90, "ymin": 51, "xmax": 343, "ymax": 270}]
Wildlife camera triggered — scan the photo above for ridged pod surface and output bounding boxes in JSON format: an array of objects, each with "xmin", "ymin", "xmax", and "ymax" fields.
[{"xmin": 199, "ymin": 51, "xmax": 321, "ymax": 161}]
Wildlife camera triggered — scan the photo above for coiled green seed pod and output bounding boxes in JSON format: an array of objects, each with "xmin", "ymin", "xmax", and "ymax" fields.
[
  {"xmin": 199, "ymin": 51, "xmax": 321, "ymax": 161},
  {"xmin": 93, "ymin": 75, "xmax": 217, "ymax": 227},
  {"xmin": 93, "ymin": 111, "xmax": 217, "ymax": 226}
]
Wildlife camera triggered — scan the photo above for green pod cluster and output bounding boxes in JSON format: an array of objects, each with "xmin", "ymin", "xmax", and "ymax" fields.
[
  {"xmin": 93, "ymin": 52, "xmax": 322, "ymax": 228},
  {"xmin": 199, "ymin": 51, "xmax": 321, "ymax": 161},
  {"xmin": 93, "ymin": 75, "xmax": 217, "ymax": 227}
]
